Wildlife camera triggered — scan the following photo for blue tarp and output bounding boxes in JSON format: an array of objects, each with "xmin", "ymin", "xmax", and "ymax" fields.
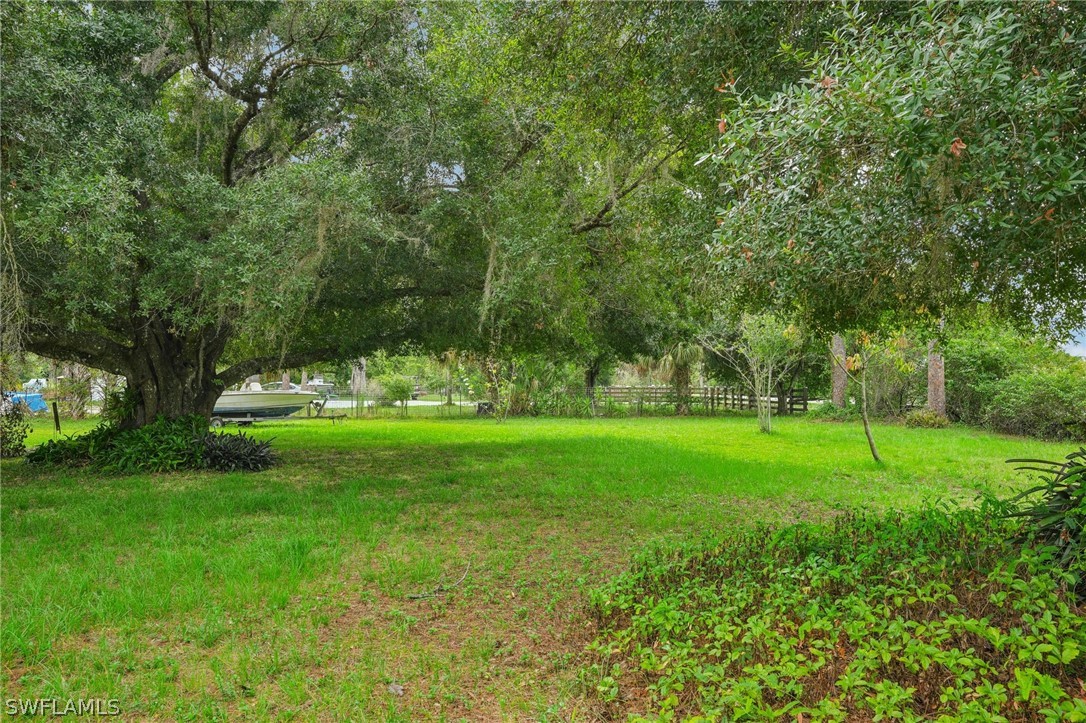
[{"xmin": 4, "ymin": 392, "xmax": 47, "ymax": 412}]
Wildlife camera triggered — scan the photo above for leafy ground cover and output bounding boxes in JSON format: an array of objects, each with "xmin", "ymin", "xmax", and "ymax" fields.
[
  {"xmin": 0, "ymin": 416, "xmax": 1074, "ymax": 720},
  {"xmin": 585, "ymin": 506, "xmax": 1086, "ymax": 721}
]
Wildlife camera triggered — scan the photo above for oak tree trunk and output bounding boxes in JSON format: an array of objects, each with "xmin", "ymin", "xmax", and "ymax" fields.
[
  {"xmin": 122, "ymin": 322, "xmax": 226, "ymax": 428},
  {"xmin": 775, "ymin": 377, "xmax": 789, "ymax": 416},
  {"xmin": 584, "ymin": 358, "xmax": 602, "ymax": 415},
  {"xmin": 350, "ymin": 357, "xmax": 367, "ymax": 395}
]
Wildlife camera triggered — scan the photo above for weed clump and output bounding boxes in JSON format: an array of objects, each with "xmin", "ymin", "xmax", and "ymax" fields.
[{"xmin": 905, "ymin": 408, "xmax": 951, "ymax": 428}]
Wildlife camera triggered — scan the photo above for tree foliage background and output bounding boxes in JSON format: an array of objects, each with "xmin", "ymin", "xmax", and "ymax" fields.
[{"xmin": 2, "ymin": 1, "xmax": 1082, "ymax": 428}]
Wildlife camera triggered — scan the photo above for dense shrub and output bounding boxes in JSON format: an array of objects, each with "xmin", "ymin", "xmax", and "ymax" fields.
[
  {"xmin": 382, "ymin": 376, "xmax": 414, "ymax": 407},
  {"xmin": 0, "ymin": 395, "xmax": 31, "ymax": 458},
  {"xmin": 943, "ymin": 322, "xmax": 1054, "ymax": 425},
  {"xmin": 904, "ymin": 408, "xmax": 950, "ymax": 428},
  {"xmin": 27, "ymin": 416, "xmax": 274, "ymax": 473},
  {"xmin": 99, "ymin": 387, "xmax": 138, "ymax": 427},
  {"xmin": 985, "ymin": 367, "xmax": 1086, "ymax": 441},
  {"xmin": 807, "ymin": 400, "xmax": 859, "ymax": 422},
  {"xmin": 529, "ymin": 389, "xmax": 596, "ymax": 417},
  {"xmin": 584, "ymin": 504, "xmax": 1086, "ymax": 721},
  {"xmin": 942, "ymin": 316, "xmax": 1085, "ymax": 441},
  {"xmin": 29, "ymin": 416, "xmax": 205, "ymax": 471}
]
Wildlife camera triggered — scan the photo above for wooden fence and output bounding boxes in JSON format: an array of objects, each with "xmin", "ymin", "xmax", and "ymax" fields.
[{"xmin": 598, "ymin": 386, "xmax": 808, "ymax": 414}]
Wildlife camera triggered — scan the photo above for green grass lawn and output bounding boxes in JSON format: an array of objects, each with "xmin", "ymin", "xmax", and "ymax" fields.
[{"xmin": 0, "ymin": 415, "xmax": 1071, "ymax": 720}]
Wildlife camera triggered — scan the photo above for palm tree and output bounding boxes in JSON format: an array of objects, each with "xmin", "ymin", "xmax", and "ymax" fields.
[{"xmin": 658, "ymin": 342, "xmax": 704, "ymax": 416}]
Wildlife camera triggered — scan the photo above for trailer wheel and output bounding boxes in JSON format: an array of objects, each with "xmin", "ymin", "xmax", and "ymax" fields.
[{"xmin": 211, "ymin": 417, "xmax": 225, "ymax": 428}]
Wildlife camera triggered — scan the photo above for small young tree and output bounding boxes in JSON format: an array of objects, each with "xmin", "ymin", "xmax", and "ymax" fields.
[
  {"xmin": 55, "ymin": 363, "xmax": 92, "ymax": 420},
  {"xmin": 832, "ymin": 332, "xmax": 916, "ymax": 463},
  {"xmin": 706, "ymin": 313, "xmax": 802, "ymax": 433},
  {"xmin": 383, "ymin": 376, "xmax": 415, "ymax": 416}
]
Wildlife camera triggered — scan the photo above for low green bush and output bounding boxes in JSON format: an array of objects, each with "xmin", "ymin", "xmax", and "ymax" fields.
[
  {"xmin": 0, "ymin": 395, "xmax": 31, "ymax": 458},
  {"xmin": 807, "ymin": 400, "xmax": 859, "ymax": 422},
  {"xmin": 381, "ymin": 376, "xmax": 414, "ymax": 411},
  {"xmin": 984, "ymin": 367, "xmax": 1086, "ymax": 441},
  {"xmin": 382, "ymin": 376, "xmax": 414, "ymax": 403},
  {"xmin": 584, "ymin": 504, "xmax": 1086, "ymax": 721},
  {"xmin": 529, "ymin": 389, "xmax": 596, "ymax": 417},
  {"xmin": 943, "ymin": 321, "xmax": 1050, "ymax": 425},
  {"xmin": 904, "ymin": 408, "xmax": 950, "ymax": 428},
  {"xmin": 203, "ymin": 430, "xmax": 275, "ymax": 472},
  {"xmin": 942, "ymin": 315, "xmax": 1086, "ymax": 441},
  {"xmin": 27, "ymin": 416, "xmax": 274, "ymax": 473}
]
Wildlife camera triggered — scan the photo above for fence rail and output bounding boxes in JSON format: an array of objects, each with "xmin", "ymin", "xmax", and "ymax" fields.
[
  {"xmin": 597, "ymin": 386, "xmax": 808, "ymax": 414},
  {"xmin": 305, "ymin": 385, "xmax": 808, "ymax": 418}
]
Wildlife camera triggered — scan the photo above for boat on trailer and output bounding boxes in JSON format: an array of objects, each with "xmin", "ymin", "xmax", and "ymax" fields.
[{"xmin": 212, "ymin": 382, "xmax": 319, "ymax": 426}]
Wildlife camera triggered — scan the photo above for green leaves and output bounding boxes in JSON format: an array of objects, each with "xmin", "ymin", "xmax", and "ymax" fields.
[
  {"xmin": 26, "ymin": 415, "xmax": 275, "ymax": 473},
  {"xmin": 587, "ymin": 504, "xmax": 1086, "ymax": 720},
  {"xmin": 708, "ymin": 2, "xmax": 1086, "ymax": 336},
  {"xmin": 1005, "ymin": 448, "xmax": 1086, "ymax": 592}
]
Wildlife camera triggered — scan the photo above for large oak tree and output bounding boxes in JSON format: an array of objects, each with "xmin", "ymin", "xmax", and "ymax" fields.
[{"xmin": 3, "ymin": 1, "xmax": 476, "ymax": 425}]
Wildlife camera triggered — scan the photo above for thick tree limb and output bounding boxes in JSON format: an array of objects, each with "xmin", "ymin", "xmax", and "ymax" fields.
[
  {"xmin": 222, "ymin": 101, "xmax": 260, "ymax": 186},
  {"xmin": 234, "ymin": 118, "xmax": 332, "ymax": 182},
  {"xmin": 571, "ymin": 142, "xmax": 686, "ymax": 234},
  {"xmin": 216, "ymin": 348, "xmax": 340, "ymax": 388},
  {"xmin": 183, "ymin": 0, "xmax": 374, "ymax": 186},
  {"xmin": 23, "ymin": 325, "xmax": 132, "ymax": 377}
]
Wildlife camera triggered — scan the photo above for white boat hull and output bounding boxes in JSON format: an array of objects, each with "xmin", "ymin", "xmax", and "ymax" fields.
[{"xmin": 214, "ymin": 390, "xmax": 319, "ymax": 418}]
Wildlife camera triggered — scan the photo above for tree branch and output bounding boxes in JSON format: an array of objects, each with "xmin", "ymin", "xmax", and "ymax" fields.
[
  {"xmin": 215, "ymin": 348, "xmax": 340, "ymax": 388},
  {"xmin": 571, "ymin": 142, "xmax": 686, "ymax": 234},
  {"xmin": 222, "ymin": 101, "xmax": 260, "ymax": 186},
  {"xmin": 24, "ymin": 325, "xmax": 132, "ymax": 377}
]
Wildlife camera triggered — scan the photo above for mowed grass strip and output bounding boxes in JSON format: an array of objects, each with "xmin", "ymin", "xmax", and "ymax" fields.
[{"xmin": 0, "ymin": 416, "xmax": 1069, "ymax": 720}]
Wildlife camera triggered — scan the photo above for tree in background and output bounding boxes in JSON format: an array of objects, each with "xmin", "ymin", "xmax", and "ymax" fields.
[
  {"xmin": 382, "ymin": 376, "xmax": 414, "ymax": 416},
  {"xmin": 657, "ymin": 342, "xmax": 704, "ymax": 416},
  {"xmin": 943, "ymin": 311, "xmax": 1086, "ymax": 441},
  {"xmin": 423, "ymin": 1, "xmax": 845, "ymax": 389},
  {"xmin": 709, "ymin": 2, "xmax": 1086, "ymax": 342},
  {"xmin": 836, "ymin": 333, "xmax": 919, "ymax": 463},
  {"xmin": 55, "ymin": 364, "xmax": 93, "ymax": 420},
  {"xmin": 705, "ymin": 314, "xmax": 803, "ymax": 433},
  {"xmin": 927, "ymin": 340, "xmax": 947, "ymax": 418}
]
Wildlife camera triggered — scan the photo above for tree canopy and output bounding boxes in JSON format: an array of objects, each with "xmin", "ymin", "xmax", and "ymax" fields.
[
  {"xmin": 3, "ymin": 1, "xmax": 1082, "ymax": 427},
  {"xmin": 3, "ymin": 1, "xmax": 478, "ymax": 423},
  {"xmin": 708, "ymin": 2, "xmax": 1086, "ymax": 338}
]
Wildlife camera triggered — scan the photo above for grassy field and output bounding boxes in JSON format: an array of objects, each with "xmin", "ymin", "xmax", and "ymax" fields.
[{"xmin": 0, "ymin": 415, "xmax": 1071, "ymax": 720}]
